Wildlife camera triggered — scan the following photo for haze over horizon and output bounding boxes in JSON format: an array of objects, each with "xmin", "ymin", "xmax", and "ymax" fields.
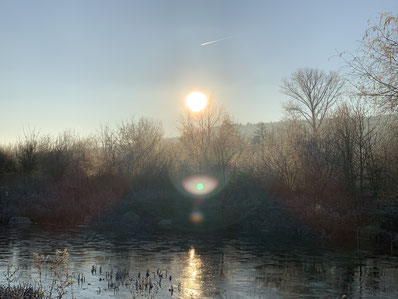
[{"xmin": 1, "ymin": 0, "xmax": 397, "ymax": 143}]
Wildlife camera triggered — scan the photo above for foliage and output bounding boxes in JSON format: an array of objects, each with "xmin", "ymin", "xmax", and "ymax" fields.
[
  {"xmin": 0, "ymin": 249, "xmax": 73, "ymax": 299},
  {"xmin": 344, "ymin": 12, "xmax": 398, "ymax": 112},
  {"xmin": 32, "ymin": 249, "xmax": 73, "ymax": 299}
]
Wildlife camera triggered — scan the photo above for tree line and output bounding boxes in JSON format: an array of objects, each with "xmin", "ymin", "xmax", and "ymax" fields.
[{"xmin": 0, "ymin": 12, "xmax": 397, "ymax": 239}]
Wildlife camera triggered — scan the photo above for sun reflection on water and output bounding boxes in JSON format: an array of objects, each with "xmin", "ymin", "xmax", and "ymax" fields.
[{"xmin": 181, "ymin": 247, "xmax": 203, "ymax": 298}]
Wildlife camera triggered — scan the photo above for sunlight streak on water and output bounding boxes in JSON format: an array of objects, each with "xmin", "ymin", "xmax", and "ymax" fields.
[{"xmin": 181, "ymin": 247, "xmax": 202, "ymax": 298}]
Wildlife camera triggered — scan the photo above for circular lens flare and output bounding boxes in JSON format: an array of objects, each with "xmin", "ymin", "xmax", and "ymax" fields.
[
  {"xmin": 186, "ymin": 91, "xmax": 208, "ymax": 112},
  {"xmin": 182, "ymin": 175, "xmax": 218, "ymax": 197},
  {"xmin": 190, "ymin": 210, "xmax": 204, "ymax": 223}
]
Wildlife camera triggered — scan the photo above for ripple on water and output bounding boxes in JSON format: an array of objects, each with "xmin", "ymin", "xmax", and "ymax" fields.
[{"xmin": 0, "ymin": 226, "xmax": 397, "ymax": 298}]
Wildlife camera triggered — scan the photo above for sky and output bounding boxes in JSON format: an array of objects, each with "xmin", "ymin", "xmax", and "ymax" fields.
[{"xmin": 0, "ymin": 0, "xmax": 397, "ymax": 143}]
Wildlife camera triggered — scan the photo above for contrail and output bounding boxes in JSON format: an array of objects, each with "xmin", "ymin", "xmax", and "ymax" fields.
[{"xmin": 201, "ymin": 36, "xmax": 232, "ymax": 46}]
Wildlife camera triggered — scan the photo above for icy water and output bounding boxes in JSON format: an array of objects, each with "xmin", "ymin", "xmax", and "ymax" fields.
[{"xmin": 0, "ymin": 226, "xmax": 398, "ymax": 298}]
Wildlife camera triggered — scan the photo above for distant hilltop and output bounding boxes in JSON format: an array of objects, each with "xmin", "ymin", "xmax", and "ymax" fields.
[
  {"xmin": 235, "ymin": 121, "xmax": 281, "ymax": 137},
  {"xmin": 165, "ymin": 121, "xmax": 282, "ymax": 141},
  {"xmin": 167, "ymin": 114, "xmax": 396, "ymax": 141}
]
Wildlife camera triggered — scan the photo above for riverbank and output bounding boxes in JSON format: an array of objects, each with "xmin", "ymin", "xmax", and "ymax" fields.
[{"xmin": 2, "ymin": 189, "xmax": 398, "ymax": 249}]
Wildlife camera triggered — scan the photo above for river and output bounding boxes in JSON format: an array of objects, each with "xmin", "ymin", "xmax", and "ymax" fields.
[{"xmin": 0, "ymin": 226, "xmax": 397, "ymax": 298}]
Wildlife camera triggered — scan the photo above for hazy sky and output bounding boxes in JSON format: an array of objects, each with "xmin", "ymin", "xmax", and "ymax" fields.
[{"xmin": 1, "ymin": 0, "xmax": 397, "ymax": 143}]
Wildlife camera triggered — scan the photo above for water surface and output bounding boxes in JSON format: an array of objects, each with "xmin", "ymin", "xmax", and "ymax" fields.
[{"xmin": 0, "ymin": 226, "xmax": 397, "ymax": 298}]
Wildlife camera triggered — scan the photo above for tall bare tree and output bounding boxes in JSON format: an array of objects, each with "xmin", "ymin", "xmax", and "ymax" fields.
[
  {"xmin": 178, "ymin": 100, "xmax": 224, "ymax": 172},
  {"xmin": 344, "ymin": 13, "xmax": 398, "ymax": 112},
  {"xmin": 178, "ymin": 100, "xmax": 244, "ymax": 177},
  {"xmin": 282, "ymin": 68, "xmax": 344, "ymax": 135}
]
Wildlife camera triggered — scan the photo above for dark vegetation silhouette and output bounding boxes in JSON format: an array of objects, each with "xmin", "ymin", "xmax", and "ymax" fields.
[{"xmin": 0, "ymin": 12, "xmax": 397, "ymax": 243}]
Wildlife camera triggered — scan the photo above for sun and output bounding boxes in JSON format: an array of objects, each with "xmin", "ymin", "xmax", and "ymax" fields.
[{"xmin": 186, "ymin": 91, "xmax": 208, "ymax": 112}]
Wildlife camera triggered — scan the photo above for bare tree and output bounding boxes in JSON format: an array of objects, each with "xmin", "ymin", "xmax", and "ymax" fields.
[
  {"xmin": 344, "ymin": 13, "xmax": 398, "ymax": 112},
  {"xmin": 252, "ymin": 122, "xmax": 267, "ymax": 147},
  {"xmin": 248, "ymin": 123, "xmax": 269, "ymax": 179},
  {"xmin": 0, "ymin": 146, "xmax": 16, "ymax": 175},
  {"xmin": 178, "ymin": 99, "xmax": 245, "ymax": 178},
  {"xmin": 178, "ymin": 100, "xmax": 224, "ymax": 172},
  {"xmin": 258, "ymin": 121, "xmax": 303, "ymax": 190},
  {"xmin": 99, "ymin": 118, "xmax": 164, "ymax": 178},
  {"xmin": 16, "ymin": 130, "xmax": 40, "ymax": 174},
  {"xmin": 282, "ymin": 68, "xmax": 344, "ymax": 135},
  {"xmin": 98, "ymin": 124, "xmax": 119, "ymax": 175},
  {"xmin": 212, "ymin": 116, "xmax": 245, "ymax": 178},
  {"xmin": 329, "ymin": 99, "xmax": 378, "ymax": 196}
]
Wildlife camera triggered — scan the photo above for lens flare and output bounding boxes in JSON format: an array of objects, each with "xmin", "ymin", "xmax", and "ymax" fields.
[
  {"xmin": 182, "ymin": 175, "xmax": 218, "ymax": 197},
  {"xmin": 190, "ymin": 210, "xmax": 204, "ymax": 223}
]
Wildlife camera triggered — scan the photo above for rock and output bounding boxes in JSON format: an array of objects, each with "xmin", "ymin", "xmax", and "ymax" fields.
[
  {"xmin": 158, "ymin": 219, "xmax": 172, "ymax": 229},
  {"xmin": 121, "ymin": 211, "xmax": 142, "ymax": 227},
  {"xmin": 8, "ymin": 217, "xmax": 32, "ymax": 225},
  {"xmin": 0, "ymin": 205, "xmax": 19, "ymax": 222}
]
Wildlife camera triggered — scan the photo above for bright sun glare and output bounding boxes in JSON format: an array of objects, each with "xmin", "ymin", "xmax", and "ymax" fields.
[{"xmin": 186, "ymin": 91, "xmax": 208, "ymax": 112}]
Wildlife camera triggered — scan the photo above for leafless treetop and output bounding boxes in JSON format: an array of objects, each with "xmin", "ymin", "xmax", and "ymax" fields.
[{"xmin": 282, "ymin": 68, "xmax": 344, "ymax": 134}]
